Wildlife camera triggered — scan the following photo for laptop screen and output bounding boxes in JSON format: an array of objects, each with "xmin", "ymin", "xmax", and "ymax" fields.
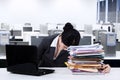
[{"xmin": 6, "ymin": 45, "xmax": 38, "ymax": 68}]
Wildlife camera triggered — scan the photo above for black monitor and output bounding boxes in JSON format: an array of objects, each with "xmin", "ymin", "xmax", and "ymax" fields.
[
  {"xmin": 11, "ymin": 30, "xmax": 22, "ymax": 36},
  {"xmin": 10, "ymin": 30, "xmax": 22, "ymax": 41},
  {"xmin": 23, "ymin": 27, "xmax": 32, "ymax": 32}
]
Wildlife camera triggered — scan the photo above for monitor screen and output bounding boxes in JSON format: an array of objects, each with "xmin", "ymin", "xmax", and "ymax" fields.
[
  {"xmin": 23, "ymin": 27, "xmax": 32, "ymax": 32},
  {"xmin": 11, "ymin": 30, "xmax": 22, "ymax": 36}
]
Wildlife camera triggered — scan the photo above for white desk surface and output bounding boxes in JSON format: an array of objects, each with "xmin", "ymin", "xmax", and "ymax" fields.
[
  {"xmin": 0, "ymin": 55, "xmax": 6, "ymax": 59},
  {"xmin": 0, "ymin": 67, "xmax": 120, "ymax": 80}
]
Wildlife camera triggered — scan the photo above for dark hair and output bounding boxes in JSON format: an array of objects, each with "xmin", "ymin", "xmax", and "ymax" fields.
[{"xmin": 61, "ymin": 22, "xmax": 81, "ymax": 46}]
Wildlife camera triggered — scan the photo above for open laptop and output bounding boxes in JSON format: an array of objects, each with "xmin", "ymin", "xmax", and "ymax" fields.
[{"xmin": 5, "ymin": 45, "xmax": 55, "ymax": 76}]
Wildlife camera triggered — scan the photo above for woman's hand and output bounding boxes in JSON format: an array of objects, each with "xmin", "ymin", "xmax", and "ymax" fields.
[{"xmin": 100, "ymin": 64, "xmax": 111, "ymax": 73}]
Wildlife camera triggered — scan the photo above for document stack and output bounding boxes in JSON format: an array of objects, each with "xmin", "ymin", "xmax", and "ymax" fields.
[{"xmin": 65, "ymin": 44, "xmax": 105, "ymax": 74}]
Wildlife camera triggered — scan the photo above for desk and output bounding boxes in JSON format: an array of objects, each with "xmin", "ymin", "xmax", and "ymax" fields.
[
  {"xmin": 0, "ymin": 56, "xmax": 6, "ymax": 68},
  {"xmin": 0, "ymin": 51, "xmax": 120, "ymax": 67},
  {"xmin": 9, "ymin": 41, "xmax": 29, "ymax": 45},
  {"xmin": 0, "ymin": 68, "xmax": 120, "ymax": 80},
  {"xmin": 104, "ymin": 51, "xmax": 120, "ymax": 67}
]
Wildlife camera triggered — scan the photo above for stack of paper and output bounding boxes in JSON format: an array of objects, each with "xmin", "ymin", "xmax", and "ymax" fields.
[{"xmin": 65, "ymin": 44, "xmax": 105, "ymax": 74}]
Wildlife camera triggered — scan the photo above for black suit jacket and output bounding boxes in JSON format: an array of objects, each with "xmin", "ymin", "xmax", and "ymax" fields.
[{"xmin": 38, "ymin": 34, "xmax": 69, "ymax": 67}]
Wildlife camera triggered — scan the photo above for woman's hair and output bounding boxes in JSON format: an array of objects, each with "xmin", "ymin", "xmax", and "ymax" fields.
[{"xmin": 61, "ymin": 22, "xmax": 81, "ymax": 46}]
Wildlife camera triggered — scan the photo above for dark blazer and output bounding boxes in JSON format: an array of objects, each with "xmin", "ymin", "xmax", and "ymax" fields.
[{"xmin": 38, "ymin": 34, "xmax": 69, "ymax": 67}]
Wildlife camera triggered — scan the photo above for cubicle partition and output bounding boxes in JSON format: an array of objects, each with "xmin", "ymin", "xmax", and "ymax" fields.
[{"xmin": 31, "ymin": 36, "xmax": 46, "ymax": 47}]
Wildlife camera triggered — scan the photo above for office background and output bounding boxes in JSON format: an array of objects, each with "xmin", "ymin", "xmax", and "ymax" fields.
[
  {"xmin": 0, "ymin": 0, "xmax": 97, "ymax": 30},
  {"xmin": 0, "ymin": 0, "xmax": 120, "ymax": 67}
]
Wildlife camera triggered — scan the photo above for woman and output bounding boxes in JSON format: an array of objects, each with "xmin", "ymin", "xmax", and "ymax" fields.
[{"xmin": 38, "ymin": 22, "xmax": 110, "ymax": 73}]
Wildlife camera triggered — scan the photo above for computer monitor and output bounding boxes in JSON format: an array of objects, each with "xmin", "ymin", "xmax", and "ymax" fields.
[
  {"xmin": 79, "ymin": 36, "xmax": 91, "ymax": 45},
  {"xmin": 48, "ymin": 30, "xmax": 62, "ymax": 36},
  {"xmin": 10, "ymin": 30, "xmax": 22, "ymax": 36},
  {"xmin": 23, "ymin": 27, "xmax": 32, "ymax": 32},
  {"xmin": 10, "ymin": 30, "xmax": 22, "ymax": 41}
]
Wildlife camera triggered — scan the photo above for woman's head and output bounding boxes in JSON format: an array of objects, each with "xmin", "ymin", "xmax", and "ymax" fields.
[{"xmin": 61, "ymin": 22, "xmax": 81, "ymax": 47}]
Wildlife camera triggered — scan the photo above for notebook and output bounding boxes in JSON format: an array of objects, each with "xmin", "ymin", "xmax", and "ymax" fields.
[{"xmin": 5, "ymin": 45, "xmax": 55, "ymax": 76}]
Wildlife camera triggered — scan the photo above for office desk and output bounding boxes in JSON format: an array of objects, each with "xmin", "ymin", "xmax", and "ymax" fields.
[
  {"xmin": 0, "ymin": 56, "xmax": 6, "ymax": 68},
  {"xmin": 104, "ymin": 51, "xmax": 120, "ymax": 67},
  {"xmin": 0, "ymin": 68, "xmax": 119, "ymax": 80},
  {"xmin": 9, "ymin": 41, "xmax": 29, "ymax": 45},
  {"xmin": 0, "ymin": 51, "xmax": 120, "ymax": 68}
]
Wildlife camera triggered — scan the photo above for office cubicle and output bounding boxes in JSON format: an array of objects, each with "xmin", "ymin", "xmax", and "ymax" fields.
[{"xmin": 31, "ymin": 36, "xmax": 47, "ymax": 47}]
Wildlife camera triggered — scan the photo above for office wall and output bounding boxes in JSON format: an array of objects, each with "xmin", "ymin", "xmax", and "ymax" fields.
[{"xmin": 0, "ymin": 0, "xmax": 97, "ymax": 30}]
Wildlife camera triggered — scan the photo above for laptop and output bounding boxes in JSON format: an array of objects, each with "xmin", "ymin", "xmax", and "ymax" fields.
[{"xmin": 5, "ymin": 45, "xmax": 55, "ymax": 76}]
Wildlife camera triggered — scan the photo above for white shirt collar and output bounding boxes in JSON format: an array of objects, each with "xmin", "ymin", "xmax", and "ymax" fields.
[{"xmin": 50, "ymin": 35, "xmax": 59, "ymax": 47}]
